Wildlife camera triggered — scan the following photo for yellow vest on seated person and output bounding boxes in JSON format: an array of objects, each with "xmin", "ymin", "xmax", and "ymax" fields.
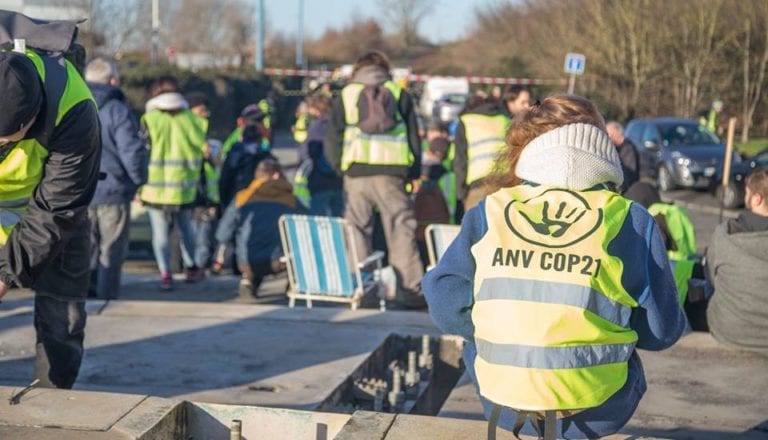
[{"xmin": 471, "ymin": 184, "xmax": 638, "ymax": 411}]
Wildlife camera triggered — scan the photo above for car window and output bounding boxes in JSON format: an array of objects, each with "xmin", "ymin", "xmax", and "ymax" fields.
[
  {"xmin": 658, "ymin": 123, "xmax": 720, "ymax": 146},
  {"xmin": 641, "ymin": 125, "xmax": 660, "ymax": 144},
  {"xmin": 444, "ymin": 94, "xmax": 468, "ymax": 105},
  {"xmin": 625, "ymin": 122, "xmax": 644, "ymax": 145},
  {"xmin": 755, "ymin": 151, "xmax": 768, "ymax": 166}
]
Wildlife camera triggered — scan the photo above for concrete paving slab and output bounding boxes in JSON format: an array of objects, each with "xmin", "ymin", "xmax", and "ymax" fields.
[
  {"xmin": 625, "ymin": 332, "xmax": 768, "ymax": 439},
  {"xmin": 0, "ymin": 386, "xmax": 145, "ymax": 431},
  {"xmin": 334, "ymin": 411, "xmax": 396, "ymax": 440},
  {"xmin": 0, "ymin": 301, "xmax": 437, "ymax": 410},
  {"xmin": 0, "ymin": 426, "xmax": 125, "ymax": 440},
  {"xmin": 187, "ymin": 402, "xmax": 350, "ymax": 440},
  {"xmin": 436, "ymin": 372, "xmax": 484, "ymax": 420},
  {"xmin": 111, "ymin": 396, "xmax": 183, "ymax": 439},
  {"xmin": 386, "ymin": 414, "xmax": 642, "ymax": 440}
]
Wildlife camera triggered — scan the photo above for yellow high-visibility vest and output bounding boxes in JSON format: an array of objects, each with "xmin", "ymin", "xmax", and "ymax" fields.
[
  {"xmin": 471, "ymin": 184, "xmax": 638, "ymax": 411},
  {"xmin": 340, "ymin": 80, "xmax": 413, "ymax": 171},
  {"xmin": 139, "ymin": 109, "xmax": 206, "ymax": 205},
  {"xmin": 461, "ymin": 113, "xmax": 509, "ymax": 185},
  {"xmin": 0, "ymin": 50, "xmax": 94, "ymax": 246}
]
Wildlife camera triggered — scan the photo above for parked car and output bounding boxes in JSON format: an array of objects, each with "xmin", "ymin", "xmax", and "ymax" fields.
[
  {"xmin": 419, "ymin": 77, "xmax": 469, "ymax": 119},
  {"xmin": 625, "ymin": 118, "xmax": 740, "ymax": 191},
  {"xmin": 711, "ymin": 149, "xmax": 768, "ymax": 208},
  {"xmin": 432, "ymin": 93, "xmax": 468, "ymax": 124}
]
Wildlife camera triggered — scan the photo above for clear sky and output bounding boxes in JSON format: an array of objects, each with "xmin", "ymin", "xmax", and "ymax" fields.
[{"xmin": 260, "ymin": 0, "xmax": 497, "ymax": 43}]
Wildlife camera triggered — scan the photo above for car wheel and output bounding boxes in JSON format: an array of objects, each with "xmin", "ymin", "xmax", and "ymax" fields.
[
  {"xmin": 657, "ymin": 165, "xmax": 677, "ymax": 192},
  {"xmin": 716, "ymin": 184, "xmax": 744, "ymax": 209}
]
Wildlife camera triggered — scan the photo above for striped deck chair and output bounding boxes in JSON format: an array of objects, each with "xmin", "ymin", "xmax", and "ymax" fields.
[
  {"xmin": 425, "ymin": 224, "xmax": 461, "ymax": 269},
  {"xmin": 279, "ymin": 214, "xmax": 385, "ymax": 311}
]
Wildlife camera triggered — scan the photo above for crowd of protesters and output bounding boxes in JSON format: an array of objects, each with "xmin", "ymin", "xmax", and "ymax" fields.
[{"xmin": 85, "ymin": 51, "xmax": 766, "ymax": 356}]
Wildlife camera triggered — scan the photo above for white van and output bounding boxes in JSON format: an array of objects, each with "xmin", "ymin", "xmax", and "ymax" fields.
[{"xmin": 420, "ymin": 77, "xmax": 470, "ymax": 120}]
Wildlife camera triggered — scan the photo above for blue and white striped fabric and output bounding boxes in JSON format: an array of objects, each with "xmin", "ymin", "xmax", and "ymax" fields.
[{"xmin": 281, "ymin": 215, "xmax": 357, "ymax": 297}]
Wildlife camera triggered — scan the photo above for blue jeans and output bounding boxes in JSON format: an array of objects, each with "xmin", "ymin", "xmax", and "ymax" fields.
[
  {"xmin": 310, "ymin": 189, "xmax": 344, "ymax": 217},
  {"xmin": 193, "ymin": 207, "xmax": 217, "ymax": 268},
  {"xmin": 147, "ymin": 207, "xmax": 197, "ymax": 273}
]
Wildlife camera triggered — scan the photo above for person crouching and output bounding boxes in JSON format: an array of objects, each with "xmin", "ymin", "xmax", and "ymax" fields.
[{"xmin": 215, "ymin": 159, "xmax": 303, "ymax": 300}]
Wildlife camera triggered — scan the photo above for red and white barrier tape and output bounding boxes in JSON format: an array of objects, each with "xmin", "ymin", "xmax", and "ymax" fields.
[{"xmin": 263, "ymin": 67, "xmax": 563, "ymax": 85}]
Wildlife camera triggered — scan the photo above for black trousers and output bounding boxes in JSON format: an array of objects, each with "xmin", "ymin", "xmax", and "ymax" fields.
[{"xmin": 33, "ymin": 295, "xmax": 87, "ymax": 389}]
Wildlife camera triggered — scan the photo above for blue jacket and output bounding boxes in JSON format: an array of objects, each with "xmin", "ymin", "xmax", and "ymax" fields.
[
  {"xmin": 215, "ymin": 179, "xmax": 303, "ymax": 266},
  {"xmin": 423, "ymin": 189, "xmax": 686, "ymax": 439},
  {"xmin": 218, "ymin": 141, "xmax": 274, "ymax": 209},
  {"xmin": 89, "ymin": 83, "xmax": 148, "ymax": 205}
]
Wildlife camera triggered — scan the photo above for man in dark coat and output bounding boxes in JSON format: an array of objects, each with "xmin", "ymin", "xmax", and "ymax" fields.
[
  {"xmin": 86, "ymin": 57, "xmax": 148, "ymax": 299},
  {"xmin": 607, "ymin": 121, "xmax": 640, "ymax": 193},
  {"xmin": 0, "ymin": 11, "xmax": 101, "ymax": 390}
]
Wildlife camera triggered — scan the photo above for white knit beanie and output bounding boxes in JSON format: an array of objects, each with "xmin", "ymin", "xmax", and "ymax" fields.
[{"xmin": 515, "ymin": 123, "xmax": 624, "ymax": 190}]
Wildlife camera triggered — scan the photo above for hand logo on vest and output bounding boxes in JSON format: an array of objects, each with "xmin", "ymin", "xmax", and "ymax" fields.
[
  {"xmin": 520, "ymin": 200, "xmax": 587, "ymax": 238},
  {"xmin": 504, "ymin": 189, "xmax": 603, "ymax": 249}
]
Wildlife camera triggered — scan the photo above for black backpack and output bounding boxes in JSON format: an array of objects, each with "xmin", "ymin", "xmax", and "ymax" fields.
[{"xmin": 356, "ymin": 84, "xmax": 398, "ymax": 135}]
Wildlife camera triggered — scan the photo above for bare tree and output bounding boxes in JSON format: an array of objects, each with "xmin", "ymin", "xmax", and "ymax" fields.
[
  {"xmin": 306, "ymin": 17, "xmax": 386, "ymax": 64},
  {"xmin": 738, "ymin": 0, "xmax": 768, "ymax": 142},
  {"xmin": 169, "ymin": 0, "xmax": 253, "ymax": 55},
  {"xmin": 377, "ymin": 0, "xmax": 434, "ymax": 47},
  {"xmin": 90, "ymin": 0, "xmax": 151, "ymax": 55}
]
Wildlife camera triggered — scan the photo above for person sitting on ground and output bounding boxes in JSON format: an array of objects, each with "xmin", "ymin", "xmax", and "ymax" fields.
[
  {"xmin": 424, "ymin": 95, "xmax": 685, "ymax": 439},
  {"xmin": 706, "ymin": 167, "xmax": 768, "ymax": 355},
  {"xmin": 623, "ymin": 181, "xmax": 709, "ymax": 329},
  {"xmin": 215, "ymin": 159, "xmax": 302, "ymax": 300}
]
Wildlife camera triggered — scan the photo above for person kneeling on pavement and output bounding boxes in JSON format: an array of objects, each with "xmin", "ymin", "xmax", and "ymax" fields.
[{"xmin": 215, "ymin": 159, "xmax": 303, "ymax": 300}]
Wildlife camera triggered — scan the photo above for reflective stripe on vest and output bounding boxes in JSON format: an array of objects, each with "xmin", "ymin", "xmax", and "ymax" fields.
[
  {"xmin": 258, "ymin": 99, "xmax": 272, "ymax": 129},
  {"xmin": 461, "ymin": 113, "xmax": 509, "ymax": 185},
  {"xmin": 0, "ymin": 50, "xmax": 94, "ymax": 246},
  {"xmin": 294, "ymin": 112, "xmax": 309, "ymax": 143},
  {"xmin": 140, "ymin": 109, "xmax": 206, "ymax": 205},
  {"xmin": 471, "ymin": 185, "xmax": 638, "ymax": 411},
  {"xmin": 340, "ymin": 81, "xmax": 413, "ymax": 171}
]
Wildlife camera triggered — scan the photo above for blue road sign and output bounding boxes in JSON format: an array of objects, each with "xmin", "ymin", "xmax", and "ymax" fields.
[{"xmin": 564, "ymin": 53, "xmax": 586, "ymax": 75}]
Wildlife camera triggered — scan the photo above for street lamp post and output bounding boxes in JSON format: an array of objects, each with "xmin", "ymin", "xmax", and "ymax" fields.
[
  {"xmin": 295, "ymin": 0, "xmax": 304, "ymax": 68},
  {"xmin": 151, "ymin": 0, "xmax": 159, "ymax": 65},
  {"xmin": 255, "ymin": 0, "xmax": 265, "ymax": 71}
]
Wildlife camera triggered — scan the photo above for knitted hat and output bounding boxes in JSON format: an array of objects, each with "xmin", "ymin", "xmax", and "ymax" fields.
[
  {"xmin": 515, "ymin": 123, "xmax": 624, "ymax": 190},
  {"xmin": 0, "ymin": 51, "xmax": 43, "ymax": 137}
]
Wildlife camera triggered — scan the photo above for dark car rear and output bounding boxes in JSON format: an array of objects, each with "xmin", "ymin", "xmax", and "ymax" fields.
[{"xmin": 625, "ymin": 118, "xmax": 737, "ymax": 192}]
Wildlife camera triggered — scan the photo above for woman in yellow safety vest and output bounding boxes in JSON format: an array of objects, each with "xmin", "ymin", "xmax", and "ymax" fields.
[
  {"xmin": 424, "ymin": 95, "xmax": 686, "ymax": 439},
  {"xmin": 140, "ymin": 76, "xmax": 207, "ymax": 290}
]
